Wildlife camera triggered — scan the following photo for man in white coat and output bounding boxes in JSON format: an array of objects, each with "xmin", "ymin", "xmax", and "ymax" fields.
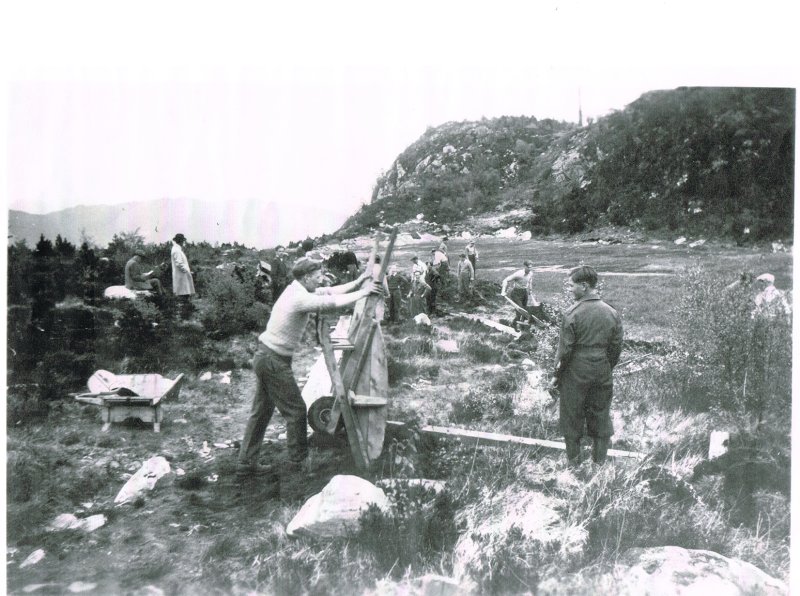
[{"xmin": 171, "ymin": 233, "xmax": 195, "ymax": 318}]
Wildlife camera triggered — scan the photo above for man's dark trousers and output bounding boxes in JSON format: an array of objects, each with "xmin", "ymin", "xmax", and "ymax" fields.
[
  {"xmin": 559, "ymin": 349, "xmax": 614, "ymax": 464},
  {"xmin": 239, "ymin": 345, "xmax": 308, "ymax": 466}
]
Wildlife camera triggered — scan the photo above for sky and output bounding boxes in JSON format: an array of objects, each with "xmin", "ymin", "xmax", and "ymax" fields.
[{"xmin": 2, "ymin": 0, "xmax": 799, "ymax": 241}]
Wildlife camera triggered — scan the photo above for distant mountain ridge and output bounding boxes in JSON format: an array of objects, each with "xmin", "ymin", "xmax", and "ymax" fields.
[{"xmin": 8, "ymin": 198, "xmax": 348, "ymax": 248}]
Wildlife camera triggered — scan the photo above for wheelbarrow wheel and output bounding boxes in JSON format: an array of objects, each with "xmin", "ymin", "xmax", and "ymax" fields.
[{"xmin": 308, "ymin": 396, "xmax": 346, "ymax": 436}]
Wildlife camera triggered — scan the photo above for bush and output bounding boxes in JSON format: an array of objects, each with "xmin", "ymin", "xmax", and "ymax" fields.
[
  {"xmin": 462, "ymin": 338, "xmax": 504, "ymax": 364},
  {"xmin": 672, "ymin": 267, "xmax": 792, "ymax": 429},
  {"xmin": 450, "ymin": 387, "xmax": 515, "ymax": 424},
  {"xmin": 199, "ymin": 269, "xmax": 270, "ymax": 339},
  {"xmin": 356, "ymin": 483, "xmax": 462, "ymax": 576}
]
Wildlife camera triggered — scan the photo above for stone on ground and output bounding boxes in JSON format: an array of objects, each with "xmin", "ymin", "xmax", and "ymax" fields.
[
  {"xmin": 537, "ymin": 546, "xmax": 788, "ymax": 595},
  {"xmin": 286, "ymin": 475, "xmax": 390, "ymax": 538},
  {"xmin": 114, "ymin": 456, "xmax": 171, "ymax": 504}
]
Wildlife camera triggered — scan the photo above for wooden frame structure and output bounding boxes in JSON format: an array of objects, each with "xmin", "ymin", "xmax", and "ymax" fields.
[{"xmin": 313, "ymin": 229, "xmax": 397, "ymax": 470}]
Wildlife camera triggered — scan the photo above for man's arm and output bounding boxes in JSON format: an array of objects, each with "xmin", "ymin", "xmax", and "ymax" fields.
[
  {"xmin": 323, "ymin": 270, "xmax": 371, "ymax": 295},
  {"xmin": 501, "ymin": 270, "xmax": 521, "ymax": 295},
  {"xmin": 607, "ymin": 311, "xmax": 624, "ymax": 368},
  {"xmin": 300, "ymin": 280, "xmax": 381, "ymax": 312},
  {"xmin": 553, "ymin": 314, "xmax": 576, "ymax": 384}
]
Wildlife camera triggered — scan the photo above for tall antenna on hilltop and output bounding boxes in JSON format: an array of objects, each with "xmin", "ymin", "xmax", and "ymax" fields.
[{"xmin": 578, "ymin": 88, "xmax": 583, "ymax": 127}]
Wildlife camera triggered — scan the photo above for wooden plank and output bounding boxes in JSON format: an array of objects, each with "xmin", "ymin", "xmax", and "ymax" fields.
[
  {"xmin": 386, "ymin": 422, "xmax": 644, "ymax": 460},
  {"xmin": 326, "ymin": 320, "xmax": 377, "ymax": 432},
  {"xmin": 350, "ymin": 393, "xmax": 388, "ymax": 407},
  {"xmin": 318, "ymin": 322, "xmax": 369, "ymax": 470}
]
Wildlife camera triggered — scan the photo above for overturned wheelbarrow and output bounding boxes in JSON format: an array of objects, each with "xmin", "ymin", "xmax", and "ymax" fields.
[
  {"xmin": 74, "ymin": 369, "xmax": 184, "ymax": 432},
  {"xmin": 302, "ymin": 231, "xmax": 395, "ymax": 471}
]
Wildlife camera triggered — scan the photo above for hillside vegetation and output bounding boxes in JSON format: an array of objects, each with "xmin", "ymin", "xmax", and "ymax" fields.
[{"xmin": 338, "ymin": 87, "xmax": 794, "ymax": 240}]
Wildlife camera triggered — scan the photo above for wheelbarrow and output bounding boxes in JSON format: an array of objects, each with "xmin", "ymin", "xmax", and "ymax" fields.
[{"xmin": 73, "ymin": 369, "xmax": 185, "ymax": 432}]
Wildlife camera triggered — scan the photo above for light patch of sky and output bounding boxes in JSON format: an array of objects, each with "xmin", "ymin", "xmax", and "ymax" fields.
[{"xmin": 3, "ymin": 0, "xmax": 798, "ymax": 226}]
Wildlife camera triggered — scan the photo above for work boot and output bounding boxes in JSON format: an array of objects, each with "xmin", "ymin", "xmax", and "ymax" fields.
[
  {"xmin": 592, "ymin": 437, "xmax": 610, "ymax": 465},
  {"xmin": 565, "ymin": 438, "xmax": 582, "ymax": 467},
  {"xmin": 236, "ymin": 463, "xmax": 274, "ymax": 479}
]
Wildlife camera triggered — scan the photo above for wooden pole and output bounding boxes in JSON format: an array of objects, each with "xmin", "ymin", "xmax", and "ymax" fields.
[{"xmin": 387, "ymin": 422, "xmax": 645, "ymax": 460}]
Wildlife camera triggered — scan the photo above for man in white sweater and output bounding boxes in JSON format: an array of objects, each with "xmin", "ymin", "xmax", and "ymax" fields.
[{"xmin": 237, "ymin": 257, "xmax": 381, "ymax": 478}]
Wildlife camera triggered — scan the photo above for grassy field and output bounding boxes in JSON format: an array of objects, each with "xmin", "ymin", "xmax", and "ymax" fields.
[{"xmin": 5, "ymin": 238, "xmax": 792, "ymax": 595}]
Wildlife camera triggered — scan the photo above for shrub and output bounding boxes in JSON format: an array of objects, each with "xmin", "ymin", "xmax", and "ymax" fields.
[
  {"xmin": 356, "ymin": 483, "xmax": 462, "ymax": 576},
  {"xmin": 450, "ymin": 387, "xmax": 514, "ymax": 424},
  {"xmin": 462, "ymin": 338, "xmax": 504, "ymax": 364},
  {"xmin": 672, "ymin": 267, "xmax": 792, "ymax": 429},
  {"xmin": 6, "ymin": 384, "xmax": 50, "ymax": 426},
  {"xmin": 199, "ymin": 269, "xmax": 270, "ymax": 339}
]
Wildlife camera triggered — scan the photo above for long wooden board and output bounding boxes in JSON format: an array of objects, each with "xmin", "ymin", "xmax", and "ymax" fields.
[{"xmin": 386, "ymin": 422, "xmax": 644, "ymax": 460}]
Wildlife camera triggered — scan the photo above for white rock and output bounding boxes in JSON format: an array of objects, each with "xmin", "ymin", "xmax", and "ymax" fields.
[
  {"xmin": 416, "ymin": 213, "xmax": 424, "ymax": 220},
  {"xmin": 199, "ymin": 372, "xmax": 213, "ymax": 381},
  {"xmin": 20, "ymin": 549, "xmax": 45, "ymax": 568},
  {"xmin": 620, "ymin": 547, "xmax": 786, "ymax": 595},
  {"xmin": 518, "ymin": 231, "xmax": 532, "ymax": 241},
  {"xmin": 103, "ymin": 286, "xmax": 147, "ymax": 300},
  {"xmin": 128, "ymin": 587, "xmax": 166, "ymax": 596},
  {"xmin": 674, "ymin": 237, "xmax": 687, "ymax": 245},
  {"xmin": 22, "ymin": 584, "xmax": 61, "ymax": 593},
  {"xmin": 418, "ymin": 574, "xmax": 462, "ymax": 596},
  {"xmin": 521, "ymin": 358, "xmax": 536, "ymax": 369},
  {"xmin": 435, "ymin": 339, "xmax": 459, "ymax": 353},
  {"xmin": 414, "ymin": 313, "xmax": 432, "ymax": 326},
  {"xmin": 286, "ymin": 475, "xmax": 390, "ymax": 538},
  {"xmin": 495, "ymin": 226, "xmax": 517, "ymax": 238},
  {"xmin": 68, "ymin": 581, "xmax": 97, "ymax": 593},
  {"xmin": 708, "ymin": 431, "xmax": 730, "ymax": 459},
  {"xmin": 219, "ymin": 371, "xmax": 232, "ymax": 384},
  {"xmin": 81, "ymin": 514, "xmax": 106, "ymax": 532},
  {"xmin": 114, "ymin": 456, "xmax": 171, "ymax": 504},
  {"xmin": 688, "ymin": 239, "xmax": 706, "ymax": 248},
  {"xmin": 49, "ymin": 513, "xmax": 82, "ymax": 531}
]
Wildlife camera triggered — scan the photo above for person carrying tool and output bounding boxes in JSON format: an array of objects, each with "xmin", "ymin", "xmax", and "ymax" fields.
[
  {"xmin": 549, "ymin": 266, "xmax": 623, "ymax": 467},
  {"xmin": 236, "ymin": 257, "xmax": 383, "ymax": 480},
  {"xmin": 501, "ymin": 260, "xmax": 550, "ymax": 326}
]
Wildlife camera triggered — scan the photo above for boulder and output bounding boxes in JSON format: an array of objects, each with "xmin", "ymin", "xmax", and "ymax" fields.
[
  {"xmin": 537, "ymin": 546, "xmax": 788, "ymax": 595},
  {"xmin": 114, "ymin": 456, "xmax": 171, "ymax": 504},
  {"xmin": 48, "ymin": 513, "xmax": 106, "ymax": 533},
  {"xmin": 20, "ymin": 549, "xmax": 45, "ymax": 568},
  {"xmin": 414, "ymin": 313, "xmax": 432, "ymax": 326},
  {"xmin": 435, "ymin": 339, "xmax": 459, "ymax": 353},
  {"xmin": 103, "ymin": 285, "xmax": 149, "ymax": 300},
  {"xmin": 286, "ymin": 475, "xmax": 390, "ymax": 538}
]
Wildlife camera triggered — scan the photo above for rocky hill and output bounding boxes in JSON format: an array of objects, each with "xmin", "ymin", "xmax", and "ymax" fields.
[{"xmin": 337, "ymin": 87, "xmax": 794, "ymax": 242}]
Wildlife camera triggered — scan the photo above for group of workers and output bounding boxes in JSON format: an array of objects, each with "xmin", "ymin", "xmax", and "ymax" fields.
[
  {"xmin": 234, "ymin": 231, "xmax": 632, "ymax": 486},
  {"xmin": 124, "ymin": 232, "xmax": 790, "ymax": 483}
]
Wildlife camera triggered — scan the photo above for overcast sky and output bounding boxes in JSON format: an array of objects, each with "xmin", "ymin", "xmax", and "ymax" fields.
[{"xmin": 3, "ymin": 1, "xmax": 798, "ymax": 237}]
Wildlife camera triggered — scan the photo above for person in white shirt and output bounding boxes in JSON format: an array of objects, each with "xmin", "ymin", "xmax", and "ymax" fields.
[
  {"xmin": 753, "ymin": 273, "xmax": 791, "ymax": 318},
  {"xmin": 237, "ymin": 257, "xmax": 382, "ymax": 479}
]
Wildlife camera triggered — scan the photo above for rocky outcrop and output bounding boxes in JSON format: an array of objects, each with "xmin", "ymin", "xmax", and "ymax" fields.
[{"xmin": 537, "ymin": 546, "xmax": 788, "ymax": 595}]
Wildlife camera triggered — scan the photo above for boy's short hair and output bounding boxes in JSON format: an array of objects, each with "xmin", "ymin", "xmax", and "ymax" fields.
[{"xmin": 570, "ymin": 265, "xmax": 598, "ymax": 288}]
